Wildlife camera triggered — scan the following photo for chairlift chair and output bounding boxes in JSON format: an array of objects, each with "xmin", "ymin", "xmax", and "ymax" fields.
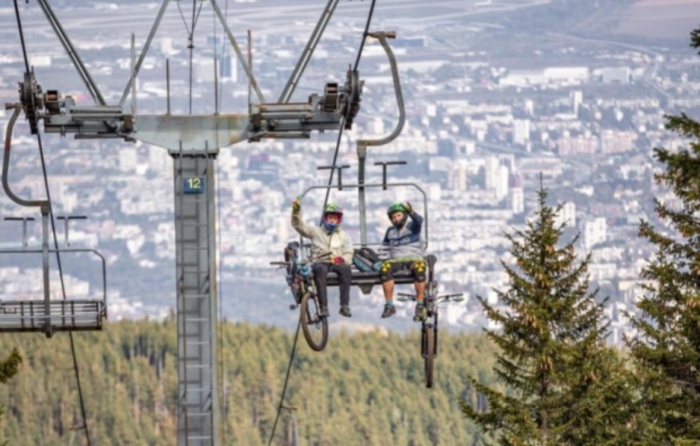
[{"xmin": 286, "ymin": 162, "xmax": 438, "ymax": 295}]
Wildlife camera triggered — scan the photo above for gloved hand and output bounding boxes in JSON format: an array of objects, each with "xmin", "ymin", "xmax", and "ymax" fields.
[
  {"xmin": 333, "ymin": 256, "xmax": 345, "ymax": 264},
  {"xmin": 403, "ymin": 201, "xmax": 413, "ymax": 214},
  {"xmin": 291, "ymin": 197, "xmax": 301, "ymax": 213}
]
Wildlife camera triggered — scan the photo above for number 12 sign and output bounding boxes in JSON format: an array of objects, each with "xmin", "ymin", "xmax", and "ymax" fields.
[{"xmin": 184, "ymin": 177, "xmax": 205, "ymax": 194}]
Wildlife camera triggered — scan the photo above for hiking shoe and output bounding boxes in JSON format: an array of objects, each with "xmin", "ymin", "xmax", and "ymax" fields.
[
  {"xmin": 319, "ymin": 306, "xmax": 329, "ymax": 318},
  {"xmin": 339, "ymin": 305, "xmax": 352, "ymax": 318},
  {"xmin": 413, "ymin": 304, "xmax": 427, "ymax": 322},
  {"xmin": 381, "ymin": 304, "xmax": 396, "ymax": 319}
]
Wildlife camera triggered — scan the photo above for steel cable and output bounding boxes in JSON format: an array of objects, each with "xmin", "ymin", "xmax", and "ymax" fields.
[
  {"xmin": 267, "ymin": 1, "xmax": 379, "ymax": 444},
  {"xmin": 13, "ymin": 3, "xmax": 92, "ymax": 444}
]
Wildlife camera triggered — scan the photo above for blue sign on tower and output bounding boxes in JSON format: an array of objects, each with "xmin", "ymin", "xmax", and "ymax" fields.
[{"xmin": 184, "ymin": 177, "xmax": 205, "ymax": 194}]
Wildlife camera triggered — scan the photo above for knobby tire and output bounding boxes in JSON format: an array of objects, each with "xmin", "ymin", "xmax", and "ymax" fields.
[
  {"xmin": 424, "ymin": 325, "xmax": 435, "ymax": 388},
  {"xmin": 300, "ymin": 292, "xmax": 328, "ymax": 351}
]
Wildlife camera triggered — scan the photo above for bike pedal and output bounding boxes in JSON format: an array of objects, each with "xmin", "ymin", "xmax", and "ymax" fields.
[{"xmin": 289, "ymin": 304, "xmax": 298, "ymax": 310}]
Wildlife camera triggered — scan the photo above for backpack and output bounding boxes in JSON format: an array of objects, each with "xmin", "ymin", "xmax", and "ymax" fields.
[{"xmin": 353, "ymin": 247, "xmax": 383, "ymax": 272}]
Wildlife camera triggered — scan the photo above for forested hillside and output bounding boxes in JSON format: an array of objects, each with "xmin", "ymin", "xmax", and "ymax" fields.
[{"xmin": 0, "ymin": 320, "xmax": 499, "ymax": 445}]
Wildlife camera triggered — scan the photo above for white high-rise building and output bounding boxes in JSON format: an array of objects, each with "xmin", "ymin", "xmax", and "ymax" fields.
[
  {"xmin": 219, "ymin": 54, "xmax": 237, "ymax": 82},
  {"xmin": 496, "ymin": 165, "xmax": 509, "ymax": 200},
  {"xmin": 555, "ymin": 202, "xmax": 576, "ymax": 228},
  {"xmin": 372, "ymin": 117, "xmax": 385, "ymax": 135},
  {"xmin": 448, "ymin": 163, "xmax": 468, "ymax": 192},
  {"xmin": 584, "ymin": 217, "xmax": 607, "ymax": 249},
  {"xmin": 510, "ymin": 187, "xmax": 524, "ymax": 214},
  {"xmin": 485, "ymin": 156, "xmax": 500, "ymax": 191},
  {"xmin": 513, "ymin": 119, "xmax": 530, "ymax": 145},
  {"xmin": 571, "ymin": 90, "xmax": 583, "ymax": 115},
  {"xmin": 160, "ymin": 37, "xmax": 174, "ymax": 55},
  {"xmin": 195, "ymin": 59, "xmax": 215, "ymax": 83}
]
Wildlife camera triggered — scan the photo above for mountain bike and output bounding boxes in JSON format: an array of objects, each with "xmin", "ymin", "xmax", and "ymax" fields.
[
  {"xmin": 271, "ymin": 244, "xmax": 331, "ymax": 352},
  {"xmin": 398, "ymin": 279, "xmax": 463, "ymax": 389}
]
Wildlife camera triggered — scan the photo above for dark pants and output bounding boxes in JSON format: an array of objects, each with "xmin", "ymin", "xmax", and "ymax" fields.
[{"xmin": 312, "ymin": 262, "xmax": 351, "ymax": 308}]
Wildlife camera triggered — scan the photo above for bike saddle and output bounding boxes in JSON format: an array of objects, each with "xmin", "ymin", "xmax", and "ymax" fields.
[{"xmin": 425, "ymin": 254, "xmax": 437, "ymax": 270}]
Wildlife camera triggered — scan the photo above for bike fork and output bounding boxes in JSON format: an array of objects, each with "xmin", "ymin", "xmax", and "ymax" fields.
[
  {"xmin": 313, "ymin": 294, "xmax": 324, "ymax": 321},
  {"xmin": 420, "ymin": 322, "xmax": 430, "ymax": 358},
  {"xmin": 434, "ymin": 312, "xmax": 439, "ymax": 357},
  {"xmin": 421, "ymin": 321, "xmax": 438, "ymax": 358}
]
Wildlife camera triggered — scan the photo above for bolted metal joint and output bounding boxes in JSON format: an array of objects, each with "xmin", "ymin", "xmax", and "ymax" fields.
[
  {"xmin": 342, "ymin": 68, "xmax": 363, "ymax": 129},
  {"xmin": 18, "ymin": 72, "xmax": 44, "ymax": 134}
]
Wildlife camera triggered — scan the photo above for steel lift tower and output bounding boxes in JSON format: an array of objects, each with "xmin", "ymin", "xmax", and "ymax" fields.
[{"xmin": 7, "ymin": 0, "xmax": 365, "ymax": 444}]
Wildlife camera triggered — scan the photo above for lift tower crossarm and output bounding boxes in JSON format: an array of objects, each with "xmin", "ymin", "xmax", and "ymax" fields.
[{"xmin": 25, "ymin": 72, "xmax": 360, "ymax": 151}]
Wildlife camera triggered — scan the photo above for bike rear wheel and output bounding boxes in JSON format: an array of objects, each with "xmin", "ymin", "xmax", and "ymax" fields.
[
  {"xmin": 300, "ymin": 292, "xmax": 328, "ymax": 352},
  {"xmin": 423, "ymin": 325, "xmax": 435, "ymax": 388}
]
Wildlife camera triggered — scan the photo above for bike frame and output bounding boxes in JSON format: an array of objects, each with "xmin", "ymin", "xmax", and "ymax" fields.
[
  {"xmin": 287, "ymin": 259, "xmax": 316, "ymax": 305},
  {"xmin": 421, "ymin": 295, "xmax": 439, "ymax": 359}
]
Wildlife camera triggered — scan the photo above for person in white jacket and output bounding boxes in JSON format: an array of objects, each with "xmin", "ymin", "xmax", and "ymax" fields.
[{"xmin": 291, "ymin": 198, "xmax": 353, "ymax": 317}]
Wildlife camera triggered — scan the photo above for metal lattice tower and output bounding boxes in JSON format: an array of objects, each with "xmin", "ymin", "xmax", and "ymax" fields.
[{"xmin": 173, "ymin": 153, "xmax": 220, "ymax": 445}]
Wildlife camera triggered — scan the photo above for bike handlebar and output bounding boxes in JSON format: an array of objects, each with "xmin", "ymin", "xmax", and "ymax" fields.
[{"xmin": 397, "ymin": 292, "xmax": 464, "ymax": 302}]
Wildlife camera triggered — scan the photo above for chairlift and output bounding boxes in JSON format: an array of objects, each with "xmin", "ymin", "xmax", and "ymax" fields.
[
  {"xmin": 0, "ymin": 104, "xmax": 107, "ymax": 338},
  {"xmin": 275, "ymin": 29, "xmax": 439, "ymax": 295},
  {"xmin": 288, "ymin": 161, "xmax": 437, "ymax": 296},
  {"xmin": 0, "ymin": 217, "xmax": 108, "ymax": 337}
]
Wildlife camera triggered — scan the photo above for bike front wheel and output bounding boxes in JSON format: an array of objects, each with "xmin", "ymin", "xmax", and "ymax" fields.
[
  {"xmin": 423, "ymin": 325, "xmax": 435, "ymax": 388},
  {"xmin": 300, "ymin": 292, "xmax": 328, "ymax": 352}
]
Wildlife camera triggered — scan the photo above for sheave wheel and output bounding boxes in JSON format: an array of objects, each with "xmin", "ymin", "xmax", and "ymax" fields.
[
  {"xmin": 300, "ymin": 292, "xmax": 328, "ymax": 352},
  {"xmin": 424, "ymin": 325, "xmax": 435, "ymax": 388}
]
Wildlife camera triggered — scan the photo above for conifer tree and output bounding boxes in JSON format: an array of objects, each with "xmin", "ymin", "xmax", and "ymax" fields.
[
  {"xmin": 460, "ymin": 183, "xmax": 635, "ymax": 445},
  {"xmin": 627, "ymin": 29, "xmax": 700, "ymax": 443},
  {"xmin": 0, "ymin": 348, "xmax": 21, "ymax": 445}
]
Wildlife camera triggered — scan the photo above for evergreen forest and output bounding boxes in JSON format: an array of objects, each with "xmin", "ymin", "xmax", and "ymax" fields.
[{"xmin": 0, "ymin": 321, "xmax": 500, "ymax": 445}]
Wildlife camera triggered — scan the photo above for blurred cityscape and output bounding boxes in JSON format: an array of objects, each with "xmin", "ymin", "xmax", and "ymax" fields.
[{"xmin": 0, "ymin": 0, "xmax": 698, "ymax": 340}]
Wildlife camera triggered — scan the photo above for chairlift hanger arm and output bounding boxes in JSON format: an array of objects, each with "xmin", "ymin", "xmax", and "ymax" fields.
[
  {"xmin": 3, "ymin": 103, "xmax": 49, "ymax": 209},
  {"xmin": 357, "ymin": 31, "xmax": 404, "ymax": 149}
]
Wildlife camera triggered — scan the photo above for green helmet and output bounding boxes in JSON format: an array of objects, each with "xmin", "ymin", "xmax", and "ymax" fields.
[
  {"xmin": 322, "ymin": 203, "xmax": 343, "ymax": 231},
  {"xmin": 386, "ymin": 202, "xmax": 406, "ymax": 217},
  {"xmin": 324, "ymin": 203, "xmax": 343, "ymax": 215}
]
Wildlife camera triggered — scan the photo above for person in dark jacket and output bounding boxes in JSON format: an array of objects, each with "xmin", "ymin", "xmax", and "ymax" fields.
[{"xmin": 379, "ymin": 201, "xmax": 427, "ymax": 320}]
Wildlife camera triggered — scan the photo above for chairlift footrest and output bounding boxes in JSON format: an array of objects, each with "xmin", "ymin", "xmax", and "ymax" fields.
[{"xmin": 0, "ymin": 299, "xmax": 106, "ymax": 332}]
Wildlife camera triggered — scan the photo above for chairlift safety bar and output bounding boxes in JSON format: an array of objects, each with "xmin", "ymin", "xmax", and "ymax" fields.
[{"xmin": 298, "ymin": 181, "xmax": 429, "ymax": 251}]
